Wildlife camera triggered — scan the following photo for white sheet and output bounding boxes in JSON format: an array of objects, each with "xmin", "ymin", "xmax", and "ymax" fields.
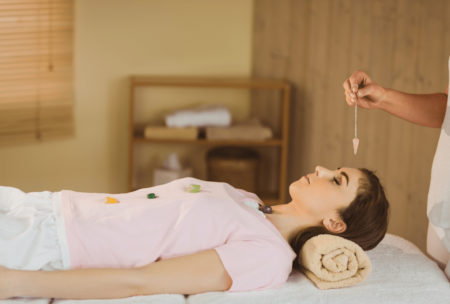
[
  {"xmin": 52, "ymin": 295, "xmax": 187, "ymax": 304},
  {"xmin": 2, "ymin": 234, "xmax": 449, "ymax": 304}
]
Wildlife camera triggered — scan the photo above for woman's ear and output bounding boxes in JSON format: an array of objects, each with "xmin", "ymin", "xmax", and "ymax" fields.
[{"xmin": 323, "ymin": 218, "xmax": 347, "ymax": 234}]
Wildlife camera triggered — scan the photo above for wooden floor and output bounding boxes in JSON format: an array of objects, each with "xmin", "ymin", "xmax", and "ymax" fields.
[{"xmin": 252, "ymin": 0, "xmax": 450, "ymax": 254}]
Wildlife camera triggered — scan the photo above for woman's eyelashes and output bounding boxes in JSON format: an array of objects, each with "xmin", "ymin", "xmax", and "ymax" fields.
[{"xmin": 333, "ymin": 177, "xmax": 341, "ymax": 185}]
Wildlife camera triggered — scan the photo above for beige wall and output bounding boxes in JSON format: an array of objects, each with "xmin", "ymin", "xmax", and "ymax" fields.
[
  {"xmin": 0, "ymin": 0, "xmax": 254, "ymax": 193},
  {"xmin": 253, "ymin": 0, "xmax": 449, "ymax": 254}
]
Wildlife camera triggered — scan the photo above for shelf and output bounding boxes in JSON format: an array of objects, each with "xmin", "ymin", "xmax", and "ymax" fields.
[
  {"xmin": 128, "ymin": 76, "xmax": 290, "ymax": 204},
  {"xmin": 130, "ymin": 76, "xmax": 289, "ymax": 90},
  {"xmin": 133, "ymin": 136, "xmax": 283, "ymax": 147}
]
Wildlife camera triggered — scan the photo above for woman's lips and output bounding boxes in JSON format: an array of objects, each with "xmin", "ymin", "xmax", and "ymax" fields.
[{"xmin": 302, "ymin": 176, "xmax": 310, "ymax": 184}]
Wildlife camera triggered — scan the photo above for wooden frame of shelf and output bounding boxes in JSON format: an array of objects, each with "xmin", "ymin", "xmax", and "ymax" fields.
[{"xmin": 128, "ymin": 76, "xmax": 290, "ymax": 206}]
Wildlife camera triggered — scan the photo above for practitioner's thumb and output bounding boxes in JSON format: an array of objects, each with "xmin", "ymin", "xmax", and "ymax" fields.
[{"xmin": 356, "ymin": 85, "xmax": 373, "ymax": 98}]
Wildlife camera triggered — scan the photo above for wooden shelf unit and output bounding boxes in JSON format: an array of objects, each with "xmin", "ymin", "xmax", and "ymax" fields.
[
  {"xmin": 133, "ymin": 136, "xmax": 283, "ymax": 147},
  {"xmin": 128, "ymin": 76, "xmax": 290, "ymax": 206}
]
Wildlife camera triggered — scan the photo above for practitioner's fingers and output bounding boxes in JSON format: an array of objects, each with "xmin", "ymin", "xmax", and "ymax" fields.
[
  {"xmin": 343, "ymin": 78, "xmax": 357, "ymax": 96},
  {"xmin": 343, "ymin": 78, "xmax": 352, "ymax": 92},
  {"xmin": 343, "ymin": 70, "xmax": 387, "ymax": 109},
  {"xmin": 345, "ymin": 91, "xmax": 354, "ymax": 106},
  {"xmin": 356, "ymin": 85, "xmax": 373, "ymax": 99},
  {"xmin": 348, "ymin": 70, "xmax": 369, "ymax": 90},
  {"xmin": 344, "ymin": 88, "xmax": 359, "ymax": 106},
  {"xmin": 343, "ymin": 70, "xmax": 369, "ymax": 106}
]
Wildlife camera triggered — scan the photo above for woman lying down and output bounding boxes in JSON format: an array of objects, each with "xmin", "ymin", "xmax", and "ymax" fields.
[{"xmin": 0, "ymin": 166, "xmax": 389, "ymax": 300}]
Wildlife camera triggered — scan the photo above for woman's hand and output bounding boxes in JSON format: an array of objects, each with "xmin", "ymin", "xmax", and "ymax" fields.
[
  {"xmin": 343, "ymin": 70, "xmax": 387, "ymax": 109},
  {"xmin": 0, "ymin": 265, "xmax": 18, "ymax": 300}
]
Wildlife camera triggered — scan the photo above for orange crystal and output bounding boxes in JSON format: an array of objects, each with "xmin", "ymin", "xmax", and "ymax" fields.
[{"xmin": 105, "ymin": 197, "xmax": 119, "ymax": 204}]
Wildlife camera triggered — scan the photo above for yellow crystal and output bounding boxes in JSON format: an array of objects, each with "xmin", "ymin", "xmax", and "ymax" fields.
[{"xmin": 105, "ymin": 197, "xmax": 119, "ymax": 204}]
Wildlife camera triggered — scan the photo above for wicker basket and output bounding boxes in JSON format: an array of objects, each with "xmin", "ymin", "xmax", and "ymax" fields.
[{"xmin": 207, "ymin": 147, "xmax": 259, "ymax": 193}]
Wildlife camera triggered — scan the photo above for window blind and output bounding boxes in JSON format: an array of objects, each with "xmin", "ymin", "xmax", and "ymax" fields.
[{"xmin": 0, "ymin": 0, "xmax": 74, "ymax": 145}]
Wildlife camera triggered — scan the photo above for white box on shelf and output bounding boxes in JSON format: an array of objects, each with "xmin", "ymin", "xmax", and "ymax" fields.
[{"xmin": 153, "ymin": 167, "xmax": 193, "ymax": 186}]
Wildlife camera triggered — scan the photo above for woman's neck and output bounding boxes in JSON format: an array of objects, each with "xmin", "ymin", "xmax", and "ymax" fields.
[{"xmin": 265, "ymin": 202, "xmax": 318, "ymax": 244}]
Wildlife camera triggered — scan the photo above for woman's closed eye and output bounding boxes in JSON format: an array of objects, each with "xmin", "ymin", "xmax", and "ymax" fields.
[{"xmin": 334, "ymin": 177, "xmax": 341, "ymax": 185}]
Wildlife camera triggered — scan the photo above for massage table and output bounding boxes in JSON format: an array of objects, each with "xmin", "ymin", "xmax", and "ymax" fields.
[{"xmin": 3, "ymin": 233, "xmax": 450, "ymax": 304}]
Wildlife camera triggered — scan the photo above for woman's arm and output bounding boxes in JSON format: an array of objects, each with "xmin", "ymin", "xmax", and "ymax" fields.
[
  {"xmin": 343, "ymin": 70, "xmax": 448, "ymax": 128},
  {"xmin": 2, "ymin": 249, "xmax": 232, "ymax": 300},
  {"xmin": 3, "ymin": 266, "xmax": 139, "ymax": 300},
  {"xmin": 135, "ymin": 249, "xmax": 232, "ymax": 295}
]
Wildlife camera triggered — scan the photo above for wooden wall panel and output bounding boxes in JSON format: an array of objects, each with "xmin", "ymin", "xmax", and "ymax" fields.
[
  {"xmin": 251, "ymin": 0, "xmax": 291, "ymax": 195},
  {"xmin": 406, "ymin": 0, "xmax": 446, "ymax": 249},
  {"xmin": 386, "ymin": 0, "xmax": 419, "ymax": 238},
  {"xmin": 284, "ymin": 0, "xmax": 309, "ymax": 201},
  {"xmin": 253, "ymin": 0, "xmax": 448, "ymax": 254},
  {"xmin": 323, "ymin": 0, "xmax": 352, "ymax": 169},
  {"xmin": 343, "ymin": 0, "xmax": 372, "ymax": 168}
]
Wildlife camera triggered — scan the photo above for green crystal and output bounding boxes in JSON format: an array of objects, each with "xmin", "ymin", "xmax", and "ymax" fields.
[
  {"xmin": 187, "ymin": 184, "xmax": 201, "ymax": 193},
  {"xmin": 147, "ymin": 193, "xmax": 156, "ymax": 199}
]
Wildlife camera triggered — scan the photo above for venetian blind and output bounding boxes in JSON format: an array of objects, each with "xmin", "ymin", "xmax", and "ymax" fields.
[{"xmin": 0, "ymin": 0, "xmax": 74, "ymax": 145}]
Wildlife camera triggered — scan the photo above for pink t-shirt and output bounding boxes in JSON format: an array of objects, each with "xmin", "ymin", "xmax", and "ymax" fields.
[{"xmin": 60, "ymin": 177, "xmax": 297, "ymax": 292}]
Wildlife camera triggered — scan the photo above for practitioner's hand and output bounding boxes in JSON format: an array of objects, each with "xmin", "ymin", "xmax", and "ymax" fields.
[
  {"xmin": 343, "ymin": 70, "xmax": 387, "ymax": 109},
  {"xmin": 0, "ymin": 265, "xmax": 18, "ymax": 299}
]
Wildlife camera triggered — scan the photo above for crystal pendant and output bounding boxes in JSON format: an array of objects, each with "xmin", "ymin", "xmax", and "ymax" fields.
[{"xmin": 353, "ymin": 138, "xmax": 359, "ymax": 155}]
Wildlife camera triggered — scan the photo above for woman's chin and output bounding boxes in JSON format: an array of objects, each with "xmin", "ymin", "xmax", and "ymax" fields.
[{"xmin": 289, "ymin": 180, "xmax": 303, "ymax": 197}]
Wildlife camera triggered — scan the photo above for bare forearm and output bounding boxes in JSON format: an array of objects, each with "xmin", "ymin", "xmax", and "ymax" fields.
[
  {"xmin": 380, "ymin": 89, "xmax": 447, "ymax": 128},
  {"xmin": 12, "ymin": 268, "xmax": 140, "ymax": 299}
]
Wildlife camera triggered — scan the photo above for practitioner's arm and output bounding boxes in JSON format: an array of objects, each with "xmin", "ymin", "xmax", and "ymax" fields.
[
  {"xmin": 0, "ymin": 249, "xmax": 232, "ymax": 300},
  {"xmin": 343, "ymin": 70, "xmax": 448, "ymax": 128}
]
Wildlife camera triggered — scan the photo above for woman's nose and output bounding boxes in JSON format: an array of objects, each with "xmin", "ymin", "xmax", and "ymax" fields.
[
  {"xmin": 315, "ymin": 166, "xmax": 331, "ymax": 178},
  {"xmin": 315, "ymin": 166, "xmax": 323, "ymax": 178}
]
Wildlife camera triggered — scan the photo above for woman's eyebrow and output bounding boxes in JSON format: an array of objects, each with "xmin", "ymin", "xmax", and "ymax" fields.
[{"xmin": 336, "ymin": 168, "xmax": 349, "ymax": 186}]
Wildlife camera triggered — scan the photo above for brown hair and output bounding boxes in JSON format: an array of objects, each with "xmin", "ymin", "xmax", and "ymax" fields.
[{"xmin": 290, "ymin": 168, "xmax": 390, "ymax": 271}]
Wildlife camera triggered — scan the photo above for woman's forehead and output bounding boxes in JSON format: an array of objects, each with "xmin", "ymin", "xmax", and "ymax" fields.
[
  {"xmin": 337, "ymin": 167, "xmax": 360, "ymax": 175},
  {"xmin": 337, "ymin": 167, "xmax": 363, "ymax": 185}
]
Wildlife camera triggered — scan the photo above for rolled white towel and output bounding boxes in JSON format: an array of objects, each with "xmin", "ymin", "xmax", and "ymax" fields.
[
  {"xmin": 299, "ymin": 234, "xmax": 372, "ymax": 290},
  {"xmin": 165, "ymin": 104, "xmax": 231, "ymax": 128}
]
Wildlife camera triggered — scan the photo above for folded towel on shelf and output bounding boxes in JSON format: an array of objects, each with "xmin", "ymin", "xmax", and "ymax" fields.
[
  {"xmin": 298, "ymin": 234, "xmax": 372, "ymax": 290},
  {"xmin": 165, "ymin": 104, "xmax": 231, "ymax": 128}
]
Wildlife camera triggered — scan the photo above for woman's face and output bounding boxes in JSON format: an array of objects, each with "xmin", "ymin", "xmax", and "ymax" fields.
[{"xmin": 289, "ymin": 166, "xmax": 363, "ymax": 222}]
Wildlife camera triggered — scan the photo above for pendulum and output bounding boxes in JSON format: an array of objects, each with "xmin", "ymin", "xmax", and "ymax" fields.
[
  {"xmin": 259, "ymin": 205, "xmax": 273, "ymax": 214},
  {"xmin": 352, "ymin": 84, "xmax": 360, "ymax": 155}
]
